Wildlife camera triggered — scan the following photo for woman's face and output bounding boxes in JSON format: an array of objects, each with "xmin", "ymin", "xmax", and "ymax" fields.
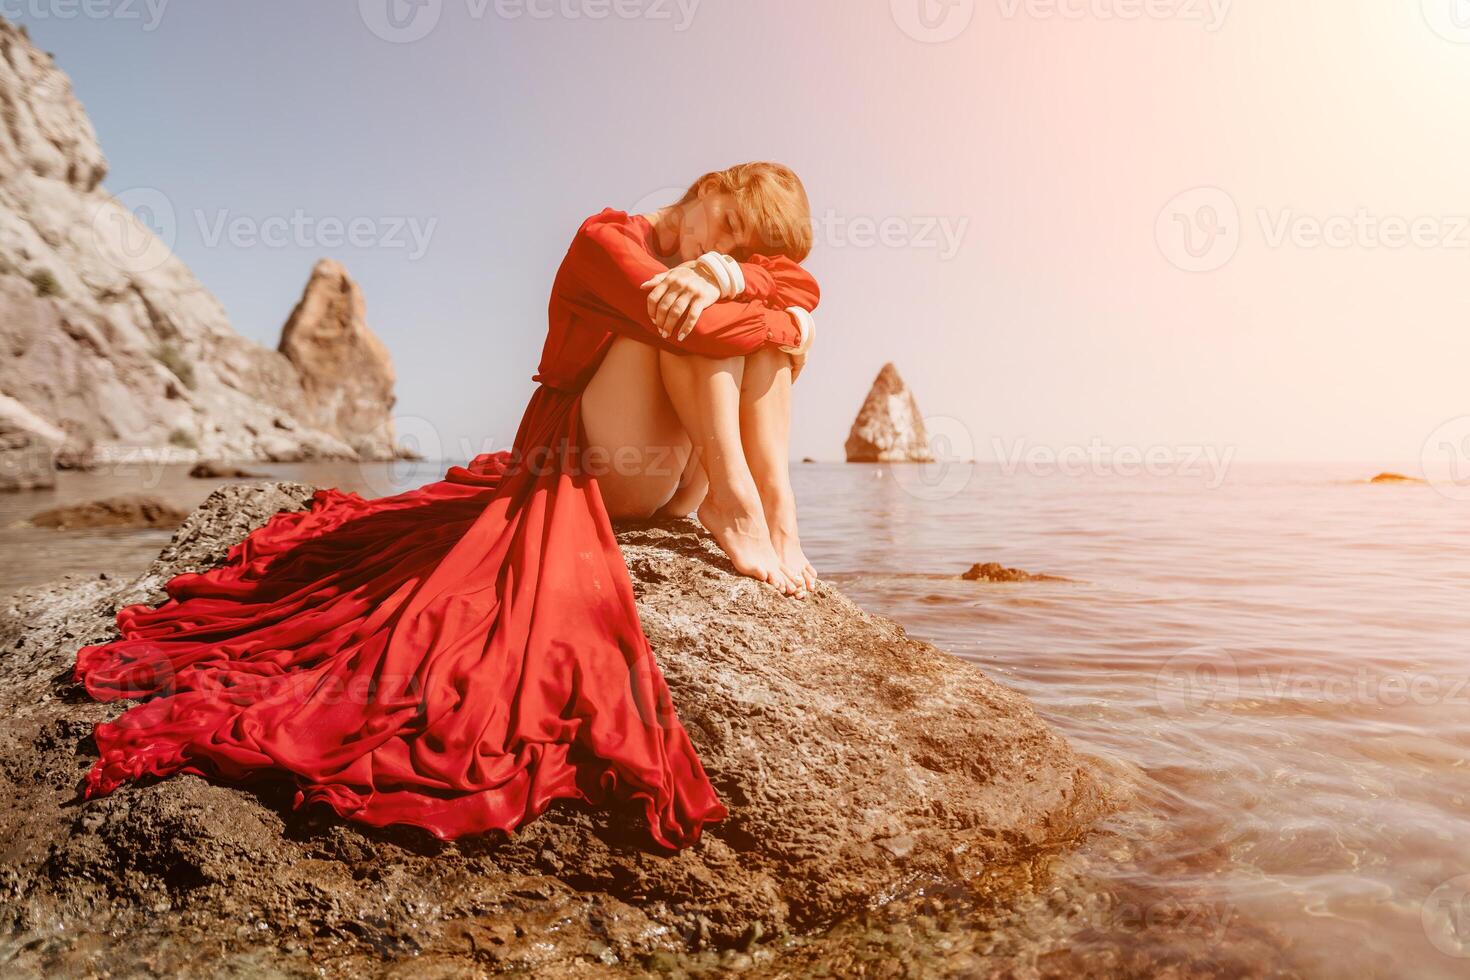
[{"xmin": 675, "ymin": 184, "xmax": 757, "ymax": 263}]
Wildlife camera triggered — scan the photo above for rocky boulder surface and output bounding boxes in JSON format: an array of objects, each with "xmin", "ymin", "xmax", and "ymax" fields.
[
  {"xmin": 0, "ymin": 482, "xmax": 1105, "ymax": 976},
  {"xmin": 845, "ymin": 363, "xmax": 937, "ymax": 463},
  {"xmin": 0, "ymin": 18, "xmax": 407, "ymax": 467}
]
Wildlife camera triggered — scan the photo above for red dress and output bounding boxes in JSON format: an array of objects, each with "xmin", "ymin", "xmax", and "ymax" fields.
[{"xmin": 73, "ymin": 209, "xmax": 819, "ymax": 851}]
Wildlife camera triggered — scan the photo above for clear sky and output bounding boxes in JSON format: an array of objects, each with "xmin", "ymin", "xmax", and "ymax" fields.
[{"xmin": 22, "ymin": 0, "xmax": 1470, "ymax": 464}]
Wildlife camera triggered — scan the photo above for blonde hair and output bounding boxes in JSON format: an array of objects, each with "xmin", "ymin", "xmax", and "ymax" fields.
[{"xmin": 679, "ymin": 162, "xmax": 813, "ymax": 262}]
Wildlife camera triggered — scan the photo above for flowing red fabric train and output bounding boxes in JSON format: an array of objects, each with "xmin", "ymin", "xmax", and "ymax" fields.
[{"xmin": 72, "ymin": 210, "xmax": 819, "ymax": 850}]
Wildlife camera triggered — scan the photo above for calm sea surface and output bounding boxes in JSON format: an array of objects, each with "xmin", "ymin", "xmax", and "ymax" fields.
[{"xmin": 2, "ymin": 459, "xmax": 1467, "ymax": 977}]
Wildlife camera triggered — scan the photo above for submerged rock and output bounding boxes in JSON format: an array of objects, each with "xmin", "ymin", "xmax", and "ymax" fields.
[
  {"xmin": 0, "ymin": 482, "xmax": 1105, "ymax": 974},
  {"xmin": 27, "ymin": 494, "xmax": 190, "ymax": 529},
  {"xmin": 963, "ymin": 562, "xmax": 1070, "ymax": 583},
  {"xmin": 188, "ymin": 461, "xmax": 262, "ymax": 480},
  {"xmin": 844, "ymin": 363, "xmax": 936, "ymax": 463}
]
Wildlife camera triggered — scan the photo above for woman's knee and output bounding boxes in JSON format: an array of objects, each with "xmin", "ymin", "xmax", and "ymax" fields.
[
  {"xmin": 658, "ymin": 345, "xmax": 745, "ymax": 382},
  {"xmin": 737, "ymin": 346, "xmax": 792, "ymax": 400}
]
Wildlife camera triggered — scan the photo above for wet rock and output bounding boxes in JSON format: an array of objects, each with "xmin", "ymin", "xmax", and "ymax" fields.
[
  {"xmin": 844, "ymin": 363, "xmax": 936, "ymax": 463},
  {"xmin": 962, "ymin": 562, "xmax": 1070, "ymax": 583},
  {"xmin": 28, "ymin": 494, "xmax": 189, "ymax": 529},
  {"xmin": 0, "ymin": 395, "xmax": 60, "ymax": 492},
  {"xmin": 0, "ymin": 482, "xmax": 1106, "ymax": 974},
  {"xmin": 189, "ymin": 461, "xmax": 262, "ymax": 479}
]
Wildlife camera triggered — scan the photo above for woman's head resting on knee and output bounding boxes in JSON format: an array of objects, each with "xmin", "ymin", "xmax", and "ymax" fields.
[{"xmin": 645, "ymin": 162, "xmax": 813, "ymax": 265}]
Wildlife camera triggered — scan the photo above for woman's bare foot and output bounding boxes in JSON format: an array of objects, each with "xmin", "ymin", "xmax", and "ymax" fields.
[
  {"xmin": 697, "ymin": 492, "xmax": 804, "ymax": 597},
  {"xmin": 769, "ymin": 523, "xmax": 817, "ymax": 594},
  {"xmin": 759, "ymin": 488, "xmax": 817, "ymax": 593}
]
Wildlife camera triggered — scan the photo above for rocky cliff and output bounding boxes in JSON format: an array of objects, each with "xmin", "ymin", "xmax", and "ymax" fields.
[
  {"xmin": 0, "ymin": 18, "xmax": 405, "ymax": 471},
  {"xmin": 0, "ymin": 482, "xmax": 1106, "ymax": 975},
  {"xmin": 845, "ymin": 362, "xmax": 937, "ymax": 462}
]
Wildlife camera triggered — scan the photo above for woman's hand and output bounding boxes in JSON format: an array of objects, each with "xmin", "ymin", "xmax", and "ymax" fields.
[{"xmin": 641, "ymin": 262, "xmax": 721, "ymax": 342}]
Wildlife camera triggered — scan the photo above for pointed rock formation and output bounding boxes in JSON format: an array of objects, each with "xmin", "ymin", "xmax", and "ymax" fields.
[
  {"xmin": 278, "ymin": 260, "xmax": 400, "ymax": 460},
  {"xmin": 844, "ymin": 363, "xmax": 936, "ymax": 462},
  {"xmin": 0, "ymin": 17, "xmax": 406, "ymax": 466}
]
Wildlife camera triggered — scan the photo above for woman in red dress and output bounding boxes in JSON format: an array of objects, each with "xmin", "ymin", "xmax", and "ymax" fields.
[{"xmin": 72, "ymin": 162, "xmax": 821, "ymax": 851}]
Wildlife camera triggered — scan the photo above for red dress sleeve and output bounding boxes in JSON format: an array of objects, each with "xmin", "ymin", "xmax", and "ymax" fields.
[
  {"xmin": 559, "ymin": 210, "xmax": 806, "ymax": 358},
  {"xmin": 737, "ymin": 254, "xmax": 821, "ymax": 313}
]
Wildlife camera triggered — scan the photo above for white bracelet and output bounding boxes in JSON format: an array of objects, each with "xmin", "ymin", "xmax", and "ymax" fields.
[
  {"xmin": 696, "ymin": 251, "xmax": 735, "ymax": 298},
  {"xmin": 779, "ymin": 307, "xmax": 815, "ymax": 355},
  {"xmin": 720, "ymin": 254, "xmax": 745, "ymax": 297}
]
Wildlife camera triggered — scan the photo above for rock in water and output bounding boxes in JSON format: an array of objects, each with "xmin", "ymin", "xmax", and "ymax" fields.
[
  {"xmin": 0, "ymin": 482, "xmax": 1106, "ymax": 974},
  {"xmin": 0, "ymin": 394, "xmax": 62, "ymax": 491},
  {"xmin": 844, "ymin": 363, "xmax": 936, "ymax": 462},
  {"xmin": 0, "ymin": 17, "xmax": 406, "ymax": 464},
  {"xmin": 188, "ymin": 461, "xmax": 261, "ymax": 479},
  {"xmin": 962, "ymin": 562, "xmax": 1069, "ymax": 583},
  {"xmin": 28, "ymin": 494, "xmax": 190, "ymax": 529},
  {"xmin": 1368, "ymin": 472, "xmax": 1424, "ymax": 485},
  {"xmin": 278, "ymin": 260, "xmax": 400, "ymax": 461}
]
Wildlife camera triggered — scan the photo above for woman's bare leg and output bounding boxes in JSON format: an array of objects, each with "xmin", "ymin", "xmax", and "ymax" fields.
[
  {"xmin": 653, "ymin": 451, "xmax": 709, "ymax": 520},
  {"xmin": 657, "ymin": 347, "xmax": 805, "ymax": 597},
  {"xmin": 581, "ymin": 336, "xmax": 800, "ymax": 595},
  {"xmin": 579, "ymin": 336, "xmax": 694, "ymax": 521},
  {"xmin": 737, "ymin": 347, "xmax": 818, "ymax": 591}
]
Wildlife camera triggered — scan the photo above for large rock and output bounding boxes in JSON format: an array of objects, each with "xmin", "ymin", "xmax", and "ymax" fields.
[
  {"xmin": 0, "ymin": 18, "xmax": 406, "ymax": 465},
  {"xmin": 279, "ymin": 260, "xmax": 400, "ymax": 460},
  {"xmin": 0, "ymin": 393, "xmax": 62, "ymax": 491},
  {"xmin": 0, "ymin": 483, "xmax": 1105, "ymax": 975},
  {"xmin": 845, "ymin": 362, "xmax": 937, "ymax": 462}
]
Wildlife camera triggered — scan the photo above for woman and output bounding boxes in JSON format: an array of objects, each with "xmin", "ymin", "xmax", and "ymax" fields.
[{"xmin": 72, "ymin": 162, "xmax": 821, "ymax": 852}]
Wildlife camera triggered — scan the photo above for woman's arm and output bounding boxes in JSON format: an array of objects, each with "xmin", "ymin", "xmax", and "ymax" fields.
[
  {"xmin": 561, "ymin": 211, "xmax": 804, "ymax": 359},
  {"xmin": 736, "ymin": 254, "xmax": 821, "ymax": 313}
]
